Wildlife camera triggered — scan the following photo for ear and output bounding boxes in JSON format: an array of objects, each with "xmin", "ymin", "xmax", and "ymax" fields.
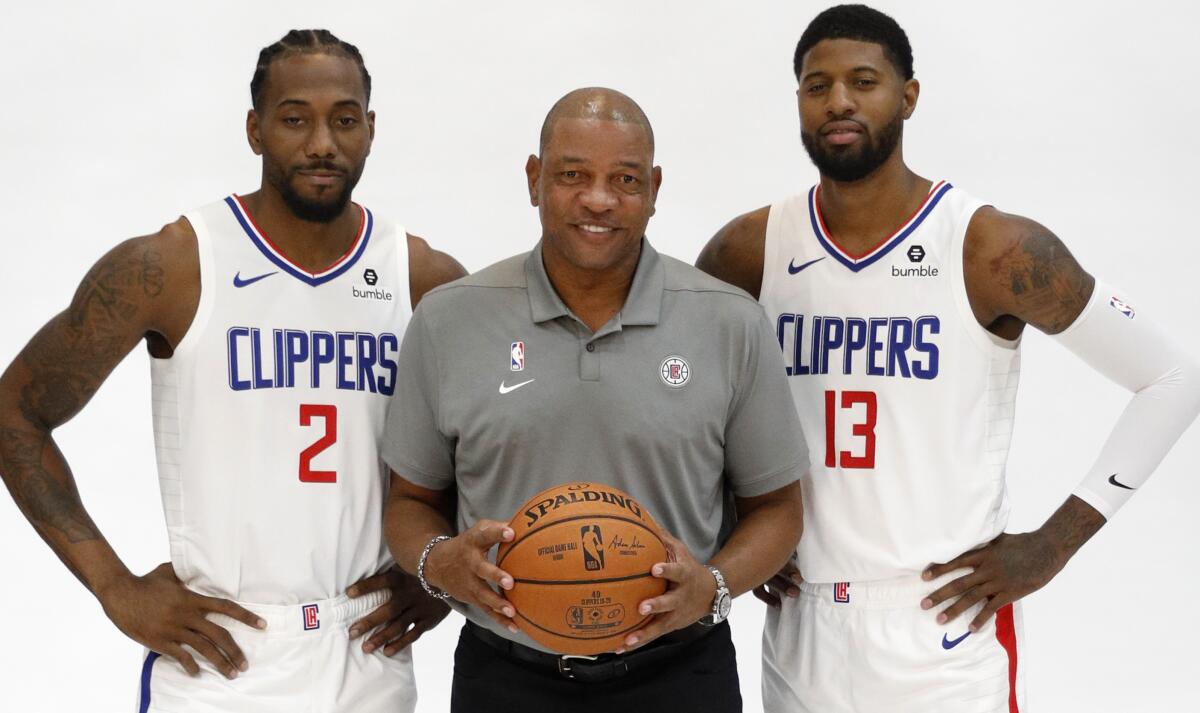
[
  {"xmin": 525, "ymin": 154, "xmax": 541, "ymax": 207},
  {"xmin": 902, "ymin": 78, "xmax": 920, "ymax": 120},
  {"xmin": 649, "ymin": 165, "xmax": 663, "ymax": 217},
  {"xmin": 367, "ymin": 109, "xmax": 376, "ymax": 142},
  {"xmin": 247, "ymin": 109, "xmax": 263, "ymax": 156}
]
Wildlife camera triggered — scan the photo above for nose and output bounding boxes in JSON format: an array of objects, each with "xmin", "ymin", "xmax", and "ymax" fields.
[
  {"xmin": 305, "ymin": 121, "xmax": 337, "ymax": 159},
  {"xmin": 579, "ymin": 177, "xmax": 618, "ymax": 213},
  {"xmin": 826, "ymin": 80, "xmax": 856, "ymax": 118}
]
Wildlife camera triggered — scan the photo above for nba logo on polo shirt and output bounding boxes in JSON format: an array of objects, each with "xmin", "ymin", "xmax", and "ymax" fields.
[
  {"xmin": 833, "ymin": 582, "xmax": 850, "ymax": 604},
  {"xmin": 511, "ymin": 341, "xmax": 525, "ymax": 371},
  {"xmin": 302, "ymin": 603, "xmax": 320, "ymax": 631}
]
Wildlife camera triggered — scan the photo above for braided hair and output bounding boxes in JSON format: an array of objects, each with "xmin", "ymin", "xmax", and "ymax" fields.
[{"xmin": 250, "ymin": 29, "xmax": 371, "ymax": 109}]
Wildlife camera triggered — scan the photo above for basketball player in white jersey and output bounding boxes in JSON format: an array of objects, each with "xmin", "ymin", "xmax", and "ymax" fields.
[
  {"xmin": 0, "ymin": 30, "xmax": 461, "ymax": 712},
  {"xmin": 696, "ymin": 5, "xmax": 1200, "ymax": 711}
]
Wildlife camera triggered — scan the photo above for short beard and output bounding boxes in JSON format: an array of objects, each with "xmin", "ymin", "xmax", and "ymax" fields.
[
  {"xmin": 801, "ymin": 110, "xmax": 904, "ymax": 183},
  {"xmin": 266, "ymin": 161, "xmax": 362, "ymax": 224}
]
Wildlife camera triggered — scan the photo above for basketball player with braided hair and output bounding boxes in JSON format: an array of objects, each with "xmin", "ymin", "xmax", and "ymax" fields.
[{"xmin": 0, "ymin": 29, "xmax": 462, "ymax": 712}]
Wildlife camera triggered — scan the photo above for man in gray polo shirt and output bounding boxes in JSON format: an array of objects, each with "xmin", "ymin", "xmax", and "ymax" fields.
[{"xmin": 382, "ymin": 87, "xmax": 807, "ymax": 712}]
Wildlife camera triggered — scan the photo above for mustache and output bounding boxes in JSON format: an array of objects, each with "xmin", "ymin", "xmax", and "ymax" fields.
[
  {"xmin": 819, "ymin": 119, "xmax": 868, "ymax": 135},
  {"xmin": 293, "ymin": 160, "xmax": 346, "ymax": 173}
]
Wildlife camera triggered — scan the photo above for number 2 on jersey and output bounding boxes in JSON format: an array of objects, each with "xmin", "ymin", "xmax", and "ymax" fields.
[
  {"xmin": 299, "ymin": 404, "xmax": 338, "ymax": 483},
  {"xmin": 824, "ymin": 390, "xmax": 877, "ymax": 469}
]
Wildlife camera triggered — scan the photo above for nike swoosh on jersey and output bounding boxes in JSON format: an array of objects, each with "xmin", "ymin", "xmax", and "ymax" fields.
[
  {"xmin": 1108, "ymin": 473, "xmax": 1135, "ymax": 490},
  {"xmin": 498, "ymin": 378, "xmax": 535, "ymax": 394},
  {"xmin": 233, "ymin": 271, "xmax": 278, "ymax": 288},
  {"xmin": 787, "ymin": 256, "xmax": 826, "ymax": 274},
  {"xmin": 941, "ymin": 631, "xmax": 971, "ymax": 650}
]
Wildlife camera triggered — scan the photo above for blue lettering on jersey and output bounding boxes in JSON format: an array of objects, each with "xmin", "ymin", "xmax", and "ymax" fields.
[
  {"xmin": 776, "ymin": 314, "xmax": 940, "ymax": 380},
  {"xmin": 227, "ymin": 327, "xmax": 399, "ymax": 395}
]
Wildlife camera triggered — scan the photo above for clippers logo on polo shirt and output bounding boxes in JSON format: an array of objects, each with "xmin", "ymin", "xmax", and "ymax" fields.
[
  {"xmin": 660, "ymin": 356, "xmax": 690, "ymax": 387},
  {"xmin": 511, "ymin": 341, "xmax": 526, "ymax": 371},
  {"xmin": 302, "ymin": 603, "xmax": 320, "ymax": 631}
]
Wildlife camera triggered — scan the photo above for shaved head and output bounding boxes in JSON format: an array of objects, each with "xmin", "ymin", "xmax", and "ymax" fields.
[{"xmin": 539, "ymin": 87, "xmax": 654, "ymax": 157}]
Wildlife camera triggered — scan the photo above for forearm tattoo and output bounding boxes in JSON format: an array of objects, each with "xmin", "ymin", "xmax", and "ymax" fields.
[
  {"xmin": 0, "ymin": 243, "xmax": 164, "ymax": 544},
  {"xmin": 0, "ymin": 428, "xmax": 100, "ymax": 544},
  {"xmin": 1045, "ymin": 495, "xmax": 1106, "ymax": 556}
]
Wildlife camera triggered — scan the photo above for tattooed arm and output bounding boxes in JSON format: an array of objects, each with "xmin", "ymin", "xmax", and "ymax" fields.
[
  {"xmin": 0, "ymin": 222, "xmax": 191, "ymax": 585},
  {"xmin": 0, "ymin": 220, "xmax": 265, "ymax": 678},
  {"xmin": 963, "ymin": 208, "xmax": 1107, "ymax": 543},
  {"xmin": 919, "ymin": 208, "xmax": 1107, "ymax": 631}
]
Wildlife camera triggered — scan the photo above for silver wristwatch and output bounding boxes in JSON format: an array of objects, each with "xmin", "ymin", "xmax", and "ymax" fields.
[{"xmin": 700, "ymin": 565, "xmax": 731, "ymax": 626}]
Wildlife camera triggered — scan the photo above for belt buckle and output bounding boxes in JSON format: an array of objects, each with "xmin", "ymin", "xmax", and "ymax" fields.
[{"xmin": 556, "ymin": 654, "xmax": 599, "ymax": 679}]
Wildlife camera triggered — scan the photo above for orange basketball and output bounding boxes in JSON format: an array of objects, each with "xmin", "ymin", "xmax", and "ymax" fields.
[{"xmin": 496, "ymin": 481, "xmax": 669, "ymax": 655}]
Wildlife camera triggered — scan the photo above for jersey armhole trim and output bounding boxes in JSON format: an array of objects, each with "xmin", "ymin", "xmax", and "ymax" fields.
[
  {"xmin": 759, "ymin": 201, "xmax": 785, "ymax": 308},
  {"xmin": 950, "ymin": 201, "xmax": 1022, "ymax": 355},
  {"xmin": 156, "ymin": 212, "xmax": 215, "ymax": 362},
  {"xmin": 392, "ymin": 224, "xmax": 414, "ymax": 319}
]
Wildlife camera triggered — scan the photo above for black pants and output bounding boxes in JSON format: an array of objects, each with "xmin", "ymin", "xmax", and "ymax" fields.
[{"xmin": 450, "ymin": 622, "xmax": 743, "ymax": 713}]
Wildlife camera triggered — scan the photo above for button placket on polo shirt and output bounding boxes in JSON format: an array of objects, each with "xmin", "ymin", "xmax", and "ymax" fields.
[{"xmin": 580, "ymin": 315, "xmax": 625, "ymax": 383}]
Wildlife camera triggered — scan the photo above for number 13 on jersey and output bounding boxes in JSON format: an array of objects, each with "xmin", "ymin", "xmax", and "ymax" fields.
[{"xmin": 824, "ymin": 390, "xmax": 877, "ymax": 469}]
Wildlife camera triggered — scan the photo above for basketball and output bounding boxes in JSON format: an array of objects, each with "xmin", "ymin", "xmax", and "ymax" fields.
[{"xmin": 496, "ymin": 481, "xmax": 670, "ymax": 655}]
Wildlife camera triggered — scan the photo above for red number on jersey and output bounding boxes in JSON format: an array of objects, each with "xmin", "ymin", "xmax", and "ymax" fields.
[
  {"xmin": 299, "ymin": 404, "xmax": 337, "ymax": 483},
  {"xmin": 824, "ymin": 390, "xmax": 877, "ymax": 469}
]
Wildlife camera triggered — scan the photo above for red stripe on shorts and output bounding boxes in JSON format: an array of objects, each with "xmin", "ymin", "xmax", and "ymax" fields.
[{"xmin": 994, "ymin": 603, "xmax": 1019, "ymax": 713}]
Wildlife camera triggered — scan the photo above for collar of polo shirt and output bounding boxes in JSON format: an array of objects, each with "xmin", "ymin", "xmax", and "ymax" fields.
[{"xmin": 525, "ymin": 238, "xmax": 666, "ymax": 329}]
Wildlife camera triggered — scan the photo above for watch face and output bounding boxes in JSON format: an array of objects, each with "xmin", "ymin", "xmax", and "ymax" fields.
[{"xmin": 718, "ymin": 593, "xmax": 732, "ymax": 619}]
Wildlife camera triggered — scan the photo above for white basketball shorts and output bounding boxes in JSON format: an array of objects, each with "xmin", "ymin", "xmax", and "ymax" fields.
[
  {"xmin": 134, "ymin": 589, "xmax": 416, "ymax": 713},
  {"xmin": 762, "ymin": 570, "xmax": 1027, "ymax": 712}
]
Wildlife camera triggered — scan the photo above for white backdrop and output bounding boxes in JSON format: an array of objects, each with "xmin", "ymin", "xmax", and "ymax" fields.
[{"xmin": 1, "ymin": 1, "xmax": 1197, "ymax": 711}]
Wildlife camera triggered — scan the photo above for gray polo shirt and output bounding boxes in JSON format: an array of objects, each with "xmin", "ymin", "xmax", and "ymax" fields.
[{"xmin": 383, "ymin": 240, "xmax": 807, "ymax": 646}]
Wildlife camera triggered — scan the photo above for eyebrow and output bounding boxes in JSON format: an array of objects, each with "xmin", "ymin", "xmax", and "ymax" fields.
[
  {"xmin": 558, "ymin": 156, "xmax": 645, "ymax": 169},
  {"xmin": 801, "ymin": 65, "xmax": 882, "ymax": 82},
  {"xmin": 275, "ymin": 98, "xmax": 364, "ymax": 110}
]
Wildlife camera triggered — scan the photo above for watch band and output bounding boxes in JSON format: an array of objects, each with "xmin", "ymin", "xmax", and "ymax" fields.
[
  {"xmin": 706, "ymin": 565, "xmax": 727, "ymax": 591},
  {"xmin": 702, "ymin": 565, "xmax": 731, "ymax": 626}
]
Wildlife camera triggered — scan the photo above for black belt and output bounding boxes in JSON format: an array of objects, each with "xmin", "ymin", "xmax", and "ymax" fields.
[{"xmin": 465, "ymin": 620, "xmax": 714, "ymax": 683}]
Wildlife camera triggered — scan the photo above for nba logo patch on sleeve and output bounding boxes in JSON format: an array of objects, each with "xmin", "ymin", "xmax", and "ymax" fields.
[
  {"xmin": 511, "ymin": 341, "xmax": 525, "ymax": 371},
  {"xmin": 1109, "ymin": 296, "xmax": 1135, "ymax": 319},
  {"xmin": 302, "ymin": 603, "xmax": 320, "ymax": 631}
]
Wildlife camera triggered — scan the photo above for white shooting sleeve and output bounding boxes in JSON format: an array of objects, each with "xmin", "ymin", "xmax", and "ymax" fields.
[{"xmin": 1052, "ymin": 281, "xmax": 1200, "ymax": 519}]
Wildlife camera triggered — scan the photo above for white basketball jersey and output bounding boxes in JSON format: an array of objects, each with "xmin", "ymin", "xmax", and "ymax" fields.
[
  {"xmin": 759, "ymin": 181, "xmax": 1021, "ymax": 583},
  {"xmin": 151, "ymin": 196, "xmax": 411, "ymax": 604}
]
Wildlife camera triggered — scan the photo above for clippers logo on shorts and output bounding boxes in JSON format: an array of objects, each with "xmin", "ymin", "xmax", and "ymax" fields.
[
  {"xmin": 833, "ymin": 582, "xmax": 850, "ymax": 604},
  {"xmin": 581, "ymin": 525, "xmax": 605, "ymax": 571},
  {"xmin": 511, "ymin": 341, "xmax": 525, "ymax": 371},
  {"xmin": 660, "ymin": 356, "xmax": 690, "ymax": 388},
  {"xmin": 1109, "ymin": 296, "xmax": 1136, "ymax": 319},
  {"xmin": 302, "ymin": 603, "xmax": 320, "ymax": 631}
]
